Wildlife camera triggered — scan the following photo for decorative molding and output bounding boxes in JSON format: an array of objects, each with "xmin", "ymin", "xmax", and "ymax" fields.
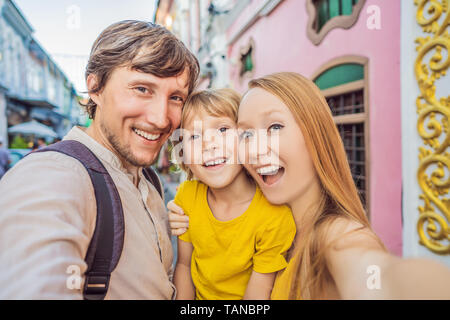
[
  {"xmin": 227, "ymin": 0, "xmax": 284, "ymax": 46},
  {"xmin": 305, "ymin": 0, "xmax": 366, "ymax": 46},
  {"xmin": 223, "ymin": 0, "xmax": 252, "ymax": 31},
  {"xmin": 414, "ymin": 0, "xmax": 450, "ymax": 254}
]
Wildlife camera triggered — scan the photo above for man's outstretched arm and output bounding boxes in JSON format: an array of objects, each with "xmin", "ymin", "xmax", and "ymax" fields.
[{"xmin": 0, "ymin": 152, "xmax": 96, "ymax": 299}]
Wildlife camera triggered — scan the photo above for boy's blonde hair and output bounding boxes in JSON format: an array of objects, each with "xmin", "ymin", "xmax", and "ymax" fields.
[{"xmin": 176, "ymin": 88, "xmax": 241, "ymax": 180}]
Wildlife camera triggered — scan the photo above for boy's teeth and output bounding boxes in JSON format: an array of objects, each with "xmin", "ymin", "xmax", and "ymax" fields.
[
  {"xmin": 256, "ymin": 165, "xmax": 281, "ymax": 175},
  {"xmin": 204, "ymin": 158, "xmax": 227, "ymax": 167},
  {"xmin": 134, "ymin": 128, "xmax": 160, "ymax": 141}
]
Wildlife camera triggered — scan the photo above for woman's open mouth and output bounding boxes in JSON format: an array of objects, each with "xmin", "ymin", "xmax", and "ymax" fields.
[{"xmin": 256, "ymin": 165, "xmax": 285, "ymax": 186}]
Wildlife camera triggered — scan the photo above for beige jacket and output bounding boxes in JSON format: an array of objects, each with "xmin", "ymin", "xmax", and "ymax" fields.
[{"xmin": 0, "ymin": 126, "xmax": 175, "ymax": 299}]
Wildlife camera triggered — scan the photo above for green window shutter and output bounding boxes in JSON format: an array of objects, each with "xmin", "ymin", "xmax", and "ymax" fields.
[
  {"xmin": 314, "ymin": 63, "xmax": 364, "ymax": 90},
  {"xmin": 244, "ymin": 52, "xmax": 253, "ymax": 72},
  {"xmin": 317, "ymin": 0, "xmax": 359, "ymax": 31},
  {"xmin": 318, "ymin": 0, "xmax": 329, "ymax": 31},
  {"xmin": 329, "ymin": 0, "xmax": 340, "ymax": 18},
  {"xmin": 247, "ymin": 54, "xmax": 252, "ymax": 71},
  {"xmin": 342, "ymin": 0, "xmax": 356, "ymax": 15}
]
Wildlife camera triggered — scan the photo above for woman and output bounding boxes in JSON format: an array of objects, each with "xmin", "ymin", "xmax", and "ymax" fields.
[{"xmin": 169, "ymin": 72, "xmax": 450, "ymax": 299}]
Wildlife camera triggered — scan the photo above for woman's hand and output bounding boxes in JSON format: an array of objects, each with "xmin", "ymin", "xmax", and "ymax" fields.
[{"xmin": 167, "ymin": 200, "xmax": 189, "ymax": 236}]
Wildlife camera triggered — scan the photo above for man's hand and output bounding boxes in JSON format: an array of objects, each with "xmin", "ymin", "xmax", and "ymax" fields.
[{"xmin": 167, "ymin": 200, "xmax": 189, "ymax": 236}]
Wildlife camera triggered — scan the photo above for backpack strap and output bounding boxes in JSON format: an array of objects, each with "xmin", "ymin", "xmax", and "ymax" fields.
[
  {"xmin": 143, "ymin": 167, "xmax": 164, "ymax": 203},
  {"xmin": 35, "ymin": 140, "xmax": 125, "ymax": 300}
]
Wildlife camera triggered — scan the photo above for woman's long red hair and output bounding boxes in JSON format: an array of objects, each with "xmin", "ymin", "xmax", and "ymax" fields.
[{"xmin": 248, "ymin": 72, "xmax": 386, "ymax": 299}]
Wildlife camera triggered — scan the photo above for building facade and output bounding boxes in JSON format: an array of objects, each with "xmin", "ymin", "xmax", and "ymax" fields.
[
  {"xmin": 0, "ymin": 0, "xmax": 83, "ymax": 146},
  {"xmin": 156, "ymin": 0, "xmax": 450, "ymax": 265}
]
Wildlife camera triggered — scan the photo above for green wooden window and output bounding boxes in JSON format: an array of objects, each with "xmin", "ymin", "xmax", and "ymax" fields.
[
  {"xmin": 315, "ymin": 0, "xmax": 359, "ymax": 31},
  {"xmin": 244, "ymin": 52, "xmax": 253, "ymax": 73},
  {"xmin": 314, "ymin": 62, "xmax": 367, "ymax": 206},
  {"xmin": 314, "ymin": 63, "xmax": 364, "ymax": 90},
  {"xmin": 326, "ymin": 89, "xmax": 364, "ymax": 116},
  {"xmin": 338, "ymin": 122, "xmax": 366, "ymax": 204},
  {"xmin": 240, "ymin": 47, "xmax": 253, "ymax": 76}
]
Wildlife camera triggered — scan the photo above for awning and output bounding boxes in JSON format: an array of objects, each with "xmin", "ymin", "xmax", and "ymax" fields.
[
  {"xmin": 8, "ymin": 120, "xmax": 58, "ymax": 138},
  {"xmin": 7, "ymin": 95, "xmax": 58, "ymax": 109},
  {"xmin": 30, "ymin": 107, "xmax": 68, "ymax": 123}
]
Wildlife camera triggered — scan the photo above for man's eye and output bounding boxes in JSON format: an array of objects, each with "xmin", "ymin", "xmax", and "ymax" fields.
[
  {"xmin": 135, "ymin": 87, "xmax": 148, "ymax": 94},
  {"xmin": 171, "ymin": 96, "xmax": 184, "ymax": 103}
]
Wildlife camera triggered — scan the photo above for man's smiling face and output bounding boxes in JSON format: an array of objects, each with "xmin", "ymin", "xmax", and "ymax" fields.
[{"xmin": 89, "ymin": 66, "xmax": 189, "ymax": 169}]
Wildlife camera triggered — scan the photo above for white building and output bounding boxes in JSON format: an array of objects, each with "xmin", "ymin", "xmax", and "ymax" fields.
[{"xmin": 0, "ymin": 0, "xmax": 82, "ymax": 146}]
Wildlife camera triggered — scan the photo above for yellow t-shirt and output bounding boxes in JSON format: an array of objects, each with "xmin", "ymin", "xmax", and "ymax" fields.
[
  {"xmin": 270, "ymin": 253, "xmax": 302, "ymax": 300},
  {"xmin": 174, "ymin": 180, "xmax": 296, "ymax": 300}
]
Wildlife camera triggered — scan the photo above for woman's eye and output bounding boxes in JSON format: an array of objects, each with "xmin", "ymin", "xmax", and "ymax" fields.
[
  {"xmin": 218, "ymin": 127, "xmax": 228, "ymax": 133},
  {"xmin": 190, "ymin": 134, "xmax": 200, "ymax": 141},
  {"xmin": 268, "ymin": 123, "xmax": 284, "ymax": 132}
]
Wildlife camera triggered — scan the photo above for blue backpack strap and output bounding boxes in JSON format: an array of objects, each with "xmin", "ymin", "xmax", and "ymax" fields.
[{"xmin": 35, "ymin": 140, "xmax": 125, "ymax": 300}]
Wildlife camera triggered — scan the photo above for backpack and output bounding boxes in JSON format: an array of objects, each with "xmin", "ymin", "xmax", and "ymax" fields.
[{"xmin": 35, "ymin": 140, "xmax": 164, "ymax": 300}]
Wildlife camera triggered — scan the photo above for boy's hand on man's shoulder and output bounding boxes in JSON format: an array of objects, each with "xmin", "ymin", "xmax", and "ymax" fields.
[{"xmin": 167, "ymin": 200, "xmax": 189, "ymax": 236}]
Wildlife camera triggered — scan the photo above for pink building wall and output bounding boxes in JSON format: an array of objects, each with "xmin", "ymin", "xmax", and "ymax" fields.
[{"xmin": 227, "ymin": 0, "xmax": 402, "ymax": 255}]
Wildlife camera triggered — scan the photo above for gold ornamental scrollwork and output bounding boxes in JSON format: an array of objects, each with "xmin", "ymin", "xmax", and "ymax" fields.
[{"xmin": 414, "ymin": 0, "xmax": 450, "ymax": 254}]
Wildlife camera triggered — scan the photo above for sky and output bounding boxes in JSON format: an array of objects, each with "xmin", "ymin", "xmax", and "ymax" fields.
[{"xmin": 14, "ymin": 0, "xmax": 158, "ymax": 95}]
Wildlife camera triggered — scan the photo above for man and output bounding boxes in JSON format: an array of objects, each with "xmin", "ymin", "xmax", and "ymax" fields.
[
  {"xmin": 0, "ymin": 137, "xmax": 10, "ymax": 179},
  {"xmin": 0, "ymin": 20, "xmax": 199, "ymax": 299}
]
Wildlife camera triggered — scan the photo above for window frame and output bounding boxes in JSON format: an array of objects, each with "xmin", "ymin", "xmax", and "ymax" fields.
[
  {"xmin": 312, "ymin": 55, "xmax": 370, "ymax": 216},
  {"xmin": 306, "ymin": 0, "xmax": 366, "ymax": 45}
]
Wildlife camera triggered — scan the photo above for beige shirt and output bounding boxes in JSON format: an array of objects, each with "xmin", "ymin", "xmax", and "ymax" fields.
[{"xmin": 0, "ymin": 126, "xmax": 175, "ymax": 299}]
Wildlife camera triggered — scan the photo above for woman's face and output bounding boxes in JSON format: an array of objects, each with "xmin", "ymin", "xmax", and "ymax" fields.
[{"xmin": 237, "ymin": 87, "xmax": 318, "ymax": 206}]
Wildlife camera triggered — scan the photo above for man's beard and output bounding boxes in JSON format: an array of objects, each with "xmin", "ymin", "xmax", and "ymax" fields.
[{"xmin": 100, "ymin": 121, "xmax": 160, "ymax": 168}]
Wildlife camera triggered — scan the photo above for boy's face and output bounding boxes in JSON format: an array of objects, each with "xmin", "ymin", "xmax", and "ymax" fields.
[
  {"xmin": 88, "ymin": 66, "xmax": 189, "ymax": 169},
  {"xmin": 182, "ymin": 110, "xmax": 243, "ymax": 188}
]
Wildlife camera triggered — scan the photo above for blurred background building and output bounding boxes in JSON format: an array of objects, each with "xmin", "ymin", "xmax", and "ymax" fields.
[
  {"xmin": 0, "ymin": 0, "xmax": 86, "ymax": 156},
  {"xmin": 155, "ymin": 0, "xmax": 450, "ymax": 265}
]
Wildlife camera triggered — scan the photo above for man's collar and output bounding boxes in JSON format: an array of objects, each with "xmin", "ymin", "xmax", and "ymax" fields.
[{"xmin": 63, "ymin": 126, "xmax": 144, "ymax": 180}]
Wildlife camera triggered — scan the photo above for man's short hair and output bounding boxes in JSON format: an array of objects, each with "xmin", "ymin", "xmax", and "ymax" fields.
[{"xmin": 81, "ymin": 20, "xmax": 200, "ymax": 119}]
